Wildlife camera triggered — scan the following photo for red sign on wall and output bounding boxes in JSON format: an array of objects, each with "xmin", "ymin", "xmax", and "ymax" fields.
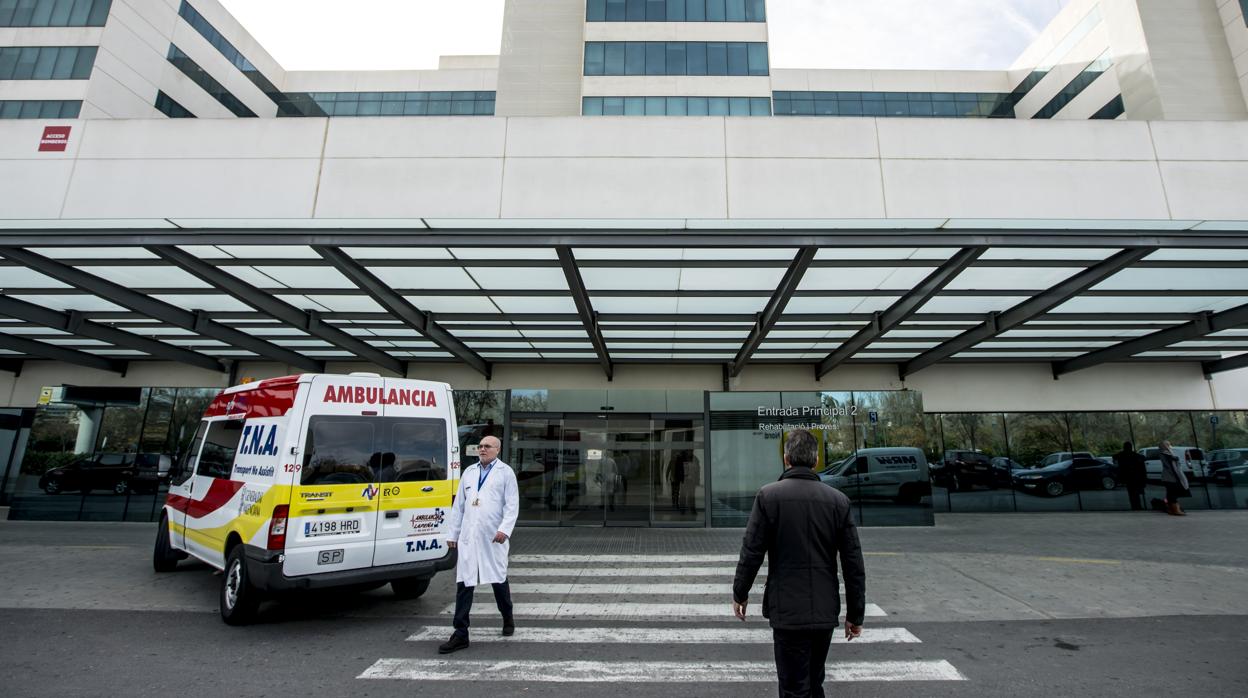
[{"xmin": 38, "ymin": 126, "xmax": 71, "ymax": 152}]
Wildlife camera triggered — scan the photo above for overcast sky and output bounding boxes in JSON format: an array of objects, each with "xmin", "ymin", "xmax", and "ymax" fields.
[{"xmin": 217, "ymin": 0, "xmax": 1071, "ymax": 72}]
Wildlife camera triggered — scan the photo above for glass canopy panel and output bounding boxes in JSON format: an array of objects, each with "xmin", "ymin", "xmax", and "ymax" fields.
[
  {"xmin": 468, "ymin": 343, "xmax": 535, "ymax": 350},
  {"xmin": 222, "ymin": 266, "xmax": 289, "ymax": 288},
  {"xmin": 251, "ymin": 266, "xmax": 358, "ymax": 289},
  {"xmin": 535, "ymin": 342, "xmax": 594, "ymax": 349},
  {"xmin": 43, "ymin": 339, "xmax": 110, "ymax": 347},
  {"xmin": 945, "ymin": 267, "xmax": 1084, "ymax": 290},
  {"xmin": 204, "ymin": 350, "xmax": 259, "ymax": 357},
  {"xmin": 271, "ymin": 340, "xmax": 335, "ymax": 348},
  {"xmin": 544, "ymin": 352, "xmax": 600, "ymax": 359},
  {"xmin": 798, "ymin": 267, "xmax": 936, "ymax": 291},
  {"xmin": 1092, "ymin": 268, "xmax": 1248, "ymax": 291},
  {"xmin": 388, "ymin": 341, "xmax": 438, "ymax": 348},
  {"xmin": 215, "ymin": 246, "xmax": 320, "ymax": 259},
  {"xmin": 481, "ymin": 352, "xmax": 544, "ymax": 358},
  {"xmin": 1171, "ymin": 340, "xmax": 1248, "ymax": 348},
  {"xmin": 84, "ymin": 349, "xmax": 148, "ymax": 356},
  {"xmin": 466, "ymin": 267, "xmax": 569, "ymax": 290},
  {"xmin": 1053, "ymin": 297, "xmax": 1248, "ymax": 313},
  {"xmin": 365, "ymin": 266, "xmax": 479, "ymax": 289},
  {"xmin": 675, "ymin": 297, "xmax": 768, "ymax": 314},
  {"xmin": 784, "ymin": 297, "xmax": 877, "ymax": 313},
  {"xmin": 81, "ymin": 266, "xmax": 212, "ymax": 289},
  {"xmin": 176, "ymin": 245, "xmax": 232, "ymax": 259},
  {"xmin": 151, "ymin": 295, "xmax": 253, "ymax": 311},
  {"xmin": 979, "ymin": 248, "xmax": 1119, "ymax": 260},
  {"xmin": 28, "ymin": 247, "xmax": 159, "ymax": 259},
  {"xmin": 954, "ymin": 352, "xmax": 1082, "ymax": 358},
  {"xmin": 765, "ymin": 330, "xmax": 830, "ymax": 338},
  {"xmin": 591, "ymin": 297, "xmax": 680, "ymax": 313},
  {"xmin": 401, "ymin": 296, "xmax": 500, "ymax": 313},
  {"xmin": 813, "ymin": 248, "xmax": 958, "ymax": 260},
  {"xmin": 583, "ymin": 267, "xmax": 681, "ymax": 291},
  {"xmin": 163, "ymin": 339, "xmax": 228, "ymax": 347},
  {"xmin": 229, "ymin": 326, "xmax": 309, "ymax": 336},
  {"xmin": 1137, "ymin": 351, "xmax": 1224, "ymax": 357},
  {"xmin": 836, "ymin": 353, "xmax": 918, "ymax": 360},
  {"xmin": 883, "ymin": 329, "xmax": 965, "ymax": 338},
  {"xmin": 680, "ymin": 249, "xmax": 798, "ymax": 260},
  {"xmin": 868, "ymin": 341, "xmax": 941, "ymax": 349},
  {"xmin": 520, "ymin": 329, "xmax": 590, "ymax": 338},
  {"xmin": 449, "ymin": 248, "xmax": 558, "ymax": 260},
  {"xmin": 12, "ymin": 295, "xmax": 127, "ymax": 312},
  {"xmin": 678, "ymin": 268, "xmax": 788, "ymax": 290},
  {"xmin": 612, "ymin": 342, "xmax": 678, "ymax": 350},
  {"xmin": 977, "ymin": 341, "xmax": 1117, "ymax": 349},
  {"xmin": 573, "ymin": 248, "xmax": 683, "ymax": 260},
  {"xmin": 0, "ymin": 327, "xmax": 69, "ymax": 336},
  {"xmin": 454, "ymin": 329, "xmax": 526, "ymax": 338},
  {"xmin": 300, "ymin": 295, "xmax": 387, "ymax": 313},
  {"xmin": 490, "ymin": 297, "xmax": 579, "ymax": 314},
  {"xmin": 919, "ymin": 296, "xmax": 1031, "ymax": 313},
  {"xmin": 761, "ymin": 341, "xmax": 815, "ymax": 351},
  {"xmin": 1147, "ymin": 249, "xmax": 1248, "ymax": 261},
  {"xmin": 851, "ymin": 296, "xmax": 904, "ymax": 313},
  {"xmin": 604, "ymin": 330, "xmax": 675, "ymax": 339},
  {"xmin": 342, "ymin": 247, "xmax": 453, "ymax": 259},
  {"xmin": 674, "ymin": 330, "xmax": 751, "ymax": 338},
  {"xmin": 0, "ymin": 268, "xmax": 71, "ymax": 288},
  {"xmin": 302, "ymin": 351, "xmax": 356, "ymax": 357}
]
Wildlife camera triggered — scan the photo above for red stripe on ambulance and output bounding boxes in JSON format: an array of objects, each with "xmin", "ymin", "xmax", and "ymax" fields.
[{"xmin": 166, "ymin": 479, "xmax": 245, "ymax": 519}]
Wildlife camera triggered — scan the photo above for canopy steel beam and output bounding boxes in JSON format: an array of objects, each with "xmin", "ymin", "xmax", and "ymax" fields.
[
  {"xmin": 148, "ymin": 246, "xmax": 404, "ymax": 375},
  {"xmin": 1203, "ymin": 353, "xmax": 1248, "ymax": 378},
  {"xmin": 0, "ymin": 359, "xmax": 23, "ymax": 375},
  {"xmin": 731, "ymin": 247, "xmax": 818, "ymax": 377},
  {"xmin": 816, "ymin": 247, "xmax": 985, "ymax": 379},
  {"xmin": 900, "ymin": 248, "xmax": 1155, "ymax": 378},
  {"xmin": 1054, "ymin": 302, "xmax": 1248, "ymax": 378},
  {"xmin": 2, "ymin": 229, "xmax": 1247, "ymax": 249},
  {"xmin": 0, "ymin": 248, "xmax": 322, "ymax": 373},
  {"xmin": 0, "ymin": 296, "xmax": 226, "ymax": 373},
  {"xmin": 557, "ymin": 246, "xmax": 612, "ymax": 380},
  {"xmin": 0, "ymin": 334, "xmax": 125, "ymax": 374},
  {"xmin": 313, "ymin": 246, "xmax": 490, "ymax": 378}
]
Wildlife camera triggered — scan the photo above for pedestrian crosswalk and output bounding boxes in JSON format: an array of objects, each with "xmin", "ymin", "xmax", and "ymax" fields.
[{"xmin": 359, "ymin": 553, "xmax": 968, "ymax": 687}]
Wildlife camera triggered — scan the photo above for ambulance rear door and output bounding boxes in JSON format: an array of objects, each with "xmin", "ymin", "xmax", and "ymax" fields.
[
  {"xmin": 372, "ymin": 379, "xmax": 456, "ymax": 568},
  {"xmin": 283, "ymin": 375, "xmax": 385, "ymax": 577}
]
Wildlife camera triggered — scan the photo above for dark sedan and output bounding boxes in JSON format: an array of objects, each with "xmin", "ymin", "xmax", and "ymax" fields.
[
  {"xmin": 1011, "ymin": 456, "xmax": 1119, "ymax": 497},
  {"xmin": 38, "ymin": 452, "xmax": 165, "ymax": 495}
]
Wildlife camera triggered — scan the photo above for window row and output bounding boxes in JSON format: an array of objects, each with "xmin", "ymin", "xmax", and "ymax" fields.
[
  {"xmin": 0, "ymin": 0, "xmax": 110, "ymax": 27},
  {"xmin": 583, "ymin": 95, "xmax": 770, "ymax": 116},
  {"xmin": 166, "ymin": 45, "xmax": 256, "ymax": 117},
  {"xmin": 587, "ymin": 0, "xmax": 765, "ymax": 22},
  {"xmin": 584, "ymin": 41, "xmax": 768, "ymax": 76},
  {"xmin": 1090, "ymin": 95, "xmax": 1124, "ymax": 120},
  {"xmin": 1032, "ymin": 50, "xmax": 1112, "ymax": 119},
  {"xmin": 307, "ymin": 91, "xmax": 496, "ymax": 117},
  {"xmin": 0, "ymin": 99, "xmax": 80, "ymax": 118},
  {"xmin": 154, "ymin": 90, "xmax": 194, "ymax": 118},
  {"xmin": 0, "ymin": 45, "xmax": 96, "ymax": 80},
  {"xmin": 772, "ymin": 91, "xmax": 1012, "ymax": 118}
]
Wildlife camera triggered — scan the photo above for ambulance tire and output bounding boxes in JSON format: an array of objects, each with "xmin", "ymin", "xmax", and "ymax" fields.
[
  {"xmin": 221, "ymin": 545, "xmax": 262, "ymax": 625},
  {"xmin": 391, "ymin": 577, "xmax": 431, "ymax": 599},
  {"xmin": 152, "ymin": 515, "xmax": 184, "ymax": 572}
]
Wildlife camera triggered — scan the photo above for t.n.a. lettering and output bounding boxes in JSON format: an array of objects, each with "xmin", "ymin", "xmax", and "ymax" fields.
[{"xmin": 239, "ymin": 424, "xmax": 279, "ymax": 456}]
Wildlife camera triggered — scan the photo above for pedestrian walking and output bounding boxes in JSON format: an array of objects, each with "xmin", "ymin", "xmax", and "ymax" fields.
[
  {"xmin": 1113, "ymin": 441, "xmax": 1148, "ymax": 511},
  {"xmin": 440, "ymin": 435, "xmax": 519, "ymax": 653},
  {"xmin": 731, "ymin": 429, "xmax": 867, "ymax": 698},
  {"xmin": 1159, "ymin": 440, "xmax": 1190, "ymax": 516}
]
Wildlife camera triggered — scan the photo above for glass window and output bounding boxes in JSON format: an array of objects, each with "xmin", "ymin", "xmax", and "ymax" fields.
[
  {"xmin": 686, "ymin": 41, "xmax": 707, "ymax": 75},
  {"xmin": 646, "ymin": 0, "xmax": 665, "ymax": 20},
  {"xmin": 708, "ymin": 96, "xmax": 729, "ymax": 115},
  {"xmin": 604, "ymin": 41, "xmax": 625, "ymax": 74},
  {"xmin": 626, "ymin": 0, "xmax": 644, "ymax": 20},
  {"xmin": 583, "ymin": 97, "xmax": 603, "ymax": 115},
  {"xmin": 625, "ymin": 41, "xmax": 645, "ymax": 75},
  {"xmin": 666, "ymin": 42, "xmax": 686, "ymax": 75},
  {"xmin": 605, "ymin": 0, "xmax": 625, "ymax": 21},
  {"xmin": 603, "ymin": 96, "xmax": 624, "ymax": 115},
  {"xmin": 666, "ymin": 96, "xmax": 687, "ymax": 115},
  {"xmin": 726, "ymin": 0, "xmax": 745, "ymax": 21},
  {"xmin": 584, "ymin": 42, "xmax": 604, "ymax": 75},
  {"xmin": 707, "ymin": 42, "xmax": 727, "ymax": 74},
  {"xmin": 587, "ymin": 0, "xmax": 606, "ymax": 21},
  {"xmin": 197, "ymin": 419, "xmax": 242, "ymax": 480},
  {"xmin": 706, "ymin": 0, "xmax": 725, "ymax": 21},
  {"xmin": 302, "ymin": 416, "xmax": 377, "ymax": 485},
  {"xmin": 389, "ymin": 420, "xmax": 447, "ymax": 482},
  {"xmin": 726, "ymin": 42, "xmax": 747, "ymax": 75},
  {"xmin": 170, "ymin": 421, "xmax": 206, "ymax": 486},
  {"xmin": 746, "ymin": 0, "xmax": 765, "ymax": 21},
  {"xmin": 688, "ymin": 96, "xmax": 708, "ymax": 115},
  {"xmin": 644, "ymin": 96, "xmax": 665, "ymax": 114},
  {"xmin": 666, "ymin": 0, "xmax": 684, "ymax": 21},
  {"xmin": 687, "ymin": 0, "xmax": 705, "ymax": 21},
  {"xmin": 646, "ymin": 41, "xmax": 666, "ymax": 75},
  {"xmin": 747, "ymin": 42, "xmax": 768, "ymax": 75}
]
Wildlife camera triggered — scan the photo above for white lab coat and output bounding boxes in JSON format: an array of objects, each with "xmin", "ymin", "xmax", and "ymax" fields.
[{"xmin": 447, "ymin": 460, "xmax": 519, "ymax": 587}]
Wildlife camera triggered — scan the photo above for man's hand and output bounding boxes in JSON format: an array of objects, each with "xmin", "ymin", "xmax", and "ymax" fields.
[
  {"xmin": 493, "ymin": 532, "xmax": 508, "ymax": 544},
  {"xmin": 446, "ymin": 540, "xmax": 456, "ymax": 549},
  {"xmin": 845, "ymin": 622, "xmax": 862, "ymax": 641},
  {"xmin": 732, "ymin": 599, "xmax": 747, "ymax": 621}
]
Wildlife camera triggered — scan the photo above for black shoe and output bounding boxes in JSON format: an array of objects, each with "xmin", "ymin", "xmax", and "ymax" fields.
[
  {"xmin": 438, "ymin": 634, "xmax": 469, "ymax": 654},
  {"xmin": 502, "ymin": 621, "xmax": 515, "ymax": 637}
]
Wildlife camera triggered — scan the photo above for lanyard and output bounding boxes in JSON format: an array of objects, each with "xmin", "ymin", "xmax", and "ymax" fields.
[{"xmin": 477, "ymin": 460, "xmax": 496, "ymax": 491}]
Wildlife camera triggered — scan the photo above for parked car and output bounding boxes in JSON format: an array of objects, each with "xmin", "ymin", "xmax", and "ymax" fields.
[
  {"xmin": 1207, "ymin": 448, "xmax": 1248, "ymax": 476},
  {"xmin": 1011, "ymin": 454, "xmax": 1119, "ymax": 497},
  {"xmin": 990, "ymin": 457, "xmax": 1027, "ymax": 485},
  {"xmin": 934, "ymin": 450, "xmax": 995, "ymax": 491},
  {"xmin": 38, "ymin": 452, "xmax": 166, "ymax": 495},
  {"xmin": 1211, "ymin": 462, "xmax": 1248, "ymax": 486},
  {"xmin": 1140, "ymin": 446, "xmax": 1207, "ymax": 480},
  {"xmin": 820, "ymin": 447, "xmax": 931, "ymax": 504}
]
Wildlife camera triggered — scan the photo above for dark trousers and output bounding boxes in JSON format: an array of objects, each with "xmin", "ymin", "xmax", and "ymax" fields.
[
  {"xmin": 1126, "ymin": 485, "xmax": 1146, "ymax": 511},
  {"xmin": 772, "ymin": 627, "xmax": 833, "ymax": 698},
  {"xmin": 452, "ymin": 580, "xmax": 513, "ymax": 638}
]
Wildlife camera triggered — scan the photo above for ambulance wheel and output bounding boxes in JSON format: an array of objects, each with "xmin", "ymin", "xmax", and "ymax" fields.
[
  {"xmin": 152, "ymin": 516, "xmax": 183, "ymax": 572},
  {"xmin": 221, "ymin": 546, "xmax": 261, "ymax": 625},
  {"xmin": 391, "ymin": 577, "xmax": 431, "ymax": 599}
]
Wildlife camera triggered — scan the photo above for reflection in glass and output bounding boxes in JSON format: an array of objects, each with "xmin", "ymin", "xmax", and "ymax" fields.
[
  {"xmin": 1004, "ymin": 413, "xmax": 1080, "ymax": 512},
  {"xmin": 1067, "ymin": 412, "xmax": 1132, "ymax": 511}
]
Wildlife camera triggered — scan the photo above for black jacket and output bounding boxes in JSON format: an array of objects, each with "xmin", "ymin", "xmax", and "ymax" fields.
[
  {"xmin": 732, "ymin": 467, "xmax": 867, "ymax": 629},
  {"xmin": 1113, "ymin": 449, "xmax": 1147, "ymax": 486}
]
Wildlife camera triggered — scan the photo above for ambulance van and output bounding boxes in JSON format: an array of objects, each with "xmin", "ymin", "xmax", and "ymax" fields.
[{"xmin": 152, "ymin": 373, "xmax": 460, "ymax": 625}]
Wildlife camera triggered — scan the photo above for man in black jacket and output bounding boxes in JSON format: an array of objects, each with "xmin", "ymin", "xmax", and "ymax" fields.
[
  {"xmin": 732, "ymin": 429, "xmax": 867, "ymax": 698},
  {"xmin": 1113, "ymin": 441, "xmax": 1148, "ymax": 511}
]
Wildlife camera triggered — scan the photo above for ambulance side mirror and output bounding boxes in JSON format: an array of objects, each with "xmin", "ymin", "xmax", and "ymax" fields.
[{"xmin": 289, "ymin": 447, "xmax": 299, "ymax": 456}]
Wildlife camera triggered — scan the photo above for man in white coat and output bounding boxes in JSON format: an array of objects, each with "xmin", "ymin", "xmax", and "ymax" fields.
[{"xmin": 439, "ymin": 435, "xmax": 519, "ymax": 654}]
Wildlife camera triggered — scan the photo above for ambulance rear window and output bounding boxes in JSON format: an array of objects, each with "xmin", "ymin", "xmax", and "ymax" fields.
[{"xmin": 302, "ymin": 415, "xmax": 447, "ymax": 485}]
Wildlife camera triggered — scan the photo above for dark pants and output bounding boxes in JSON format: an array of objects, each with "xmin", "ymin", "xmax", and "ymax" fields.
[
  {"xmin": 1126, "ymin": 484, "xmax": 1146, "ymax": 511},
  {"xmin": 451, "ymin": 580, "xmax": 513, "ymax": 638},
  {"xmin": 772, "ymin": 628, "xmax": 833, "ymax": 698}
]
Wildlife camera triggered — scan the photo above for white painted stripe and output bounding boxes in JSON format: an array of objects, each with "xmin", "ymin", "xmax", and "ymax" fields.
[
  {"xmin": 510, "ymin": 583, "xmax": 747, "ymax": 595},
  {"xmin": 405, "ymin": 625, "xmax": 920, "ymax": 645},
  {"xmin": 439, "ymin": 602, "xmax": 886, "ymax": 619},
  {"xmin": 509, "ymin": 567, "xmax": 762, "ymax": 577},
  {"xmin": 360, "ymin": 659, "xmax": 965, "ymax": 683},
  {"xmin": 511, "ymin": 554, "xmax": 740, "ymax": 563}
]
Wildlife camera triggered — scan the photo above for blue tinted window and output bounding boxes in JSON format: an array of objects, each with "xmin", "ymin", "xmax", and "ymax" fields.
[
  {"xmin": 585, "ymin": 41, "xmax": 768, "ymax": 75},
  {"xmin": 626, "ymin": 0, "xmax": 644, "ymax": 20},
  {"xmin": 666, "ymin": 0, "xmax": 684, "ymax": 21},
  {"xmin": 772, "ymin": 90, "xmax": 1013, "ymax": 119},
  {"xmin": 686, "ymin": 42, "xmax": 707, "ymax": 75},
  {"xmin": 1032, "ymin": 51, "xmax": 1112, "ymax": 119},
  {"xmin": 625, "ymin": 41, "xmax": 645, "ymax": 74},
  {"xmin": 0, "ymin": 99, "xmax": 81, "ymax": 118},
  {"xmin": 1090, "ymin": 95, "xmax": 1125, "ymax": 120},
  {"xmin": 305, "ymin": 91, "xmax": 496, "ymax": 117},
  {"xmin": 605, "ymin": 0, "xmax": 624, "ymax": 20},
  {"xmin": 583, "ymin": 95, "xmax": 770, "ymax": 116},
  {"xmin": 706, "ymin": 0, "xmax": 725, "ymax": 21},
  {"xmin": 0, "ymin": 0, "xmax": 110, "ymax": 26},
  {"xmin": 646, "ymin": 0, "xmax": 665, "ymax": 20},
  {"xmin": 646, "ymin": 42, "xmax": 666, "ymax": 74},
  {"xmin": 0, "ymin": 45, "xmax": 94, "ymax": 79},
  {"xmin": 155, "ymin": 91, "xmax": 195, "ymax": 118},
  {"xmin": 587, "ymin": 0, "xmax": 605, "ymax": 21},
  {"xmin": 588, "ymin": 0, "xmax": 764, "ymax": 21},
  {"xmin": 605, "ymin": 42, "xmax": 626, "ymax": 74},
  {"xmin": 583, "ymin": 97, "xmax": 604, "ymax": 115},
  {"xmin": 166, "ymin": 44, "xmax": 256, "ymax": 117},
  {"xmin": 686, "ymin": 0, "xmax": 704, "ymax": 21},
  {"xmin": 584, "ymin": 42, "xmax": 605, "ymax": 75}
]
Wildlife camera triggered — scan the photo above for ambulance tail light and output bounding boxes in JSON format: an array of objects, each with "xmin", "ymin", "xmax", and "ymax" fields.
[{"xmin": 267, "ymin": 505, "xmax": 290, "ymax": 550}]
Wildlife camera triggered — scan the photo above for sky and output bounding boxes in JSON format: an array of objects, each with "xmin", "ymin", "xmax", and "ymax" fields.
[{"xmin": 217, "ymin": 0, "xmax": 1071, "ymax": 73}]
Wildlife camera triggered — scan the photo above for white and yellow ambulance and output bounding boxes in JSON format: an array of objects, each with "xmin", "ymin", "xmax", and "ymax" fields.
[{"xmin": 152, "ymin": 373, "xmax": 460, "ymax": 624}]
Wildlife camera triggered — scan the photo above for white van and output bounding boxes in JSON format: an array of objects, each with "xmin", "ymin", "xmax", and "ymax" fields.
[
  {"xmin": 152, "ymin": 373, "xmax": 460, "ymax": 625},
  {"xmin": 1140, "ymin": 445, "xmax": 1207, "ymax": 480},
  {"xmin": 819, "ymin": 447, "xmax": 931, "ymax": 504}
]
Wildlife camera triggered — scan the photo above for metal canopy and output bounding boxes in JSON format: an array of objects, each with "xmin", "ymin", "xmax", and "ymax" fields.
[
  {"xmin": 731, "ymin": 247, "xmax": 816, "ymax": 376},
  {"xmin": 899, "ymin": 248, "xmax": 1156, "ymax": 378},
  {"xmin": 0, "ymin": 295, "xmax": 226, "ymax": 373},
  {"xmin": 148, "ymin": 246, "xmax": 404, "ymax": 375},
  {"xmin": 0, "ymin": 247, "xmax": 323, "ymax": 373},
  {"xmin": 0, "ymin": 230, "xmax": 1245, "ymax": 377},
  {"xmin": 816, "ymin": 247, "xmax": 985, "ymax": 379},
  {"xmin": 1053, "ymin": 302, "xmax": 1248, "ymax": 377},
  {"xmin": 1203, "ymin": 352, "xmax": 1248, "ymax": 377},
  {"xmin": 0, "ymin": 332, "xmax": 125, "ymax": 374}
]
